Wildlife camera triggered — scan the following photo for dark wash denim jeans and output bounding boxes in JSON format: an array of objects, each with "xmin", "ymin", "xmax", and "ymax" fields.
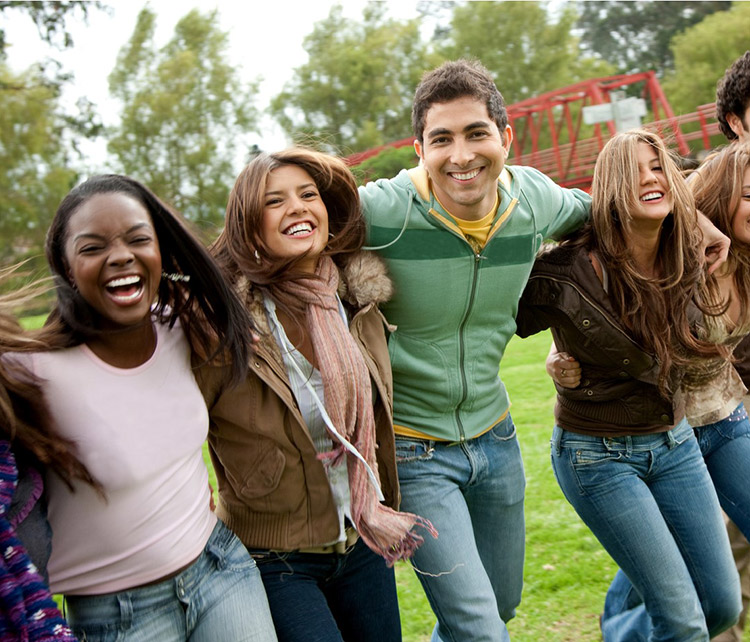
[
  {"xmin": 249, "ymin": 537, "xmax": 400, "ymax": 642},
  {"xmin": 551, "ymin": 420, "xmax": 740, "ymax": 642}
]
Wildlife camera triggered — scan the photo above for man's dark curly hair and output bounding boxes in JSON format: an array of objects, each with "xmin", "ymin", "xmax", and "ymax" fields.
[
  {"xmin": 411, "ymin": 59, "xmax": 507, "ymax": 143},
  {"xmin": 716, "ymin": 51, "xmax": 750, "ymax": 140}
]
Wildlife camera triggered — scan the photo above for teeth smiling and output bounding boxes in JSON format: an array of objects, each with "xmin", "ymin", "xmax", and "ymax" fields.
[
  {"xmin": 451, "ymin": 168, "xmax": 481, "ymax": 181},
  {"xmin": 110, "ymin": 289, "xmax": 143, "ymax": 302},
  {"xmin": 640, "ymin": 192, "xmax": 663, "ymax": 202},
  {"xmin": 284, "ymin": 223, "xmax": 313, "ymax": 236},
  {"xmin": 104, "ymin": 275, "xmax": 144, "ymax": 303},
  {"xmin": 106, "ymin": 275, "xmax": 141, "ymax": 288}
]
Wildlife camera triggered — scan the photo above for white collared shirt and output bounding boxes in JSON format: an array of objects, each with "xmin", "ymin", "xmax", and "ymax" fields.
[{"xmin": 263, "ymin": 295, "xmax": 352, "ymax": 543}]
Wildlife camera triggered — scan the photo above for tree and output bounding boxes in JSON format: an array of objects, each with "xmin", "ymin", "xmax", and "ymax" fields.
[
  {"xmin": 663, "ymin": 2, "xmax": 750, "ymax": 116},
  {"xmin": 576, "ymin": 1, "xmax": 732, "ymax": 77},
  {"xmin": 439, "ymin": 1, "xmax": 612, "ymax": 105},
  {"xmin": 0, "ymin": 62, "xmax": 77, "ymax": 268},
  {"xmin": 351, "ymin": 145, "xmax": 419, "ymax": 185},
  {"xmin": 108, "ymin": 7, "xmax": 258, "ymax": 230},
  {"xmin": 270, "ymin": 3, "xmax": 437, "ymax": 154},
  {"xmin": 0, "ymin": 0, "xmax": 104, "ymax": 59}
]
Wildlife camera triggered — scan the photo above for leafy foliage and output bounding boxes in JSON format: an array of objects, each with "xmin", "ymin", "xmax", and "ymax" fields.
[
  {"xmin": 0, "ymin": 62, "xmax": 77, "ymax": 270},
  {"xmin": 576, "ymin": 0, "xmax": 732, "ymax": 76},
  {"xmin": 108, "ymin": 7, "xmax": 259, "ymax": 231},
  {"xmin": 352, "ymin": 145, "xmax": 419, "ymax": 185},
  {"xmin": 270, "ymin": 3, "xmax": 437, "ymax": 154},
  {"xmin": 438, "ymin": 1, "xmax": 613, "ymax": 104},
  {"xmin": 0, "ymin": 0, "xmax": 104, "ymax": 59},
  {"xmin": 663, "ymin": 2, "xmax": 750, "ymax": 116}
]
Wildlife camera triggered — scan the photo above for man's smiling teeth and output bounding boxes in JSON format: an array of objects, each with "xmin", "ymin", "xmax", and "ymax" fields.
[
  {"xmin": 640, "ymin": 192, "xmax": 663, "ymax": 202},
  {"xmin": 284, "ymin": 222, "xmax": 313, "ymax": 236},
  {"xmin": 450, "ymin": 168, "xmax": 481, "ymax": 181}
]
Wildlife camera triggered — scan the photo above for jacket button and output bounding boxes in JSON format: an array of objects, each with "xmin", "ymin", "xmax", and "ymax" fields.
[
  {"xmin": 582, "ymin": 319, "xmax": 591, "ymax": 327},
  {"xmin": 586, "ymin": 390, "xmax": 593, "ymax": 396},
  {"xmin": 622, "ymin": 358, "xmax": 630, "ymax": 365},
  {"xmin": 254, "ymin": 361, "xmax": 261, "ymax": 368},
  {"xmin": 619, "ymin": 371, "xmax": 628, "ymax": 378},
  {"xmin": 660, "ymin": 414, "xmax": 670, "ymax": 423},
  {"xmin": 583, "ymin": 379, "xmax": 590, "ymax": 386}
]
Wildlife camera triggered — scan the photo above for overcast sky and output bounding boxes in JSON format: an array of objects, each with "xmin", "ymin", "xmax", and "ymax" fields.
[{"xmin": 4, "ymin": 0, "xmax": 423, "ymax": 165}]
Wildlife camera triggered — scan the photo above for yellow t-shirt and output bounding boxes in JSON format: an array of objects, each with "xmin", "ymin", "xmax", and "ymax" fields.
[{"xmin": 432, "ymin": 169, "xmax": 511, "ymax": 251}]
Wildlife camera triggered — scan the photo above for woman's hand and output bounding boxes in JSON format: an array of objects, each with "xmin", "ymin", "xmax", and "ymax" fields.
[
  {"xmin": 697, "ymin": 210, "xmax": 730, "ymax": 275},
  {"xmin": 546, "ymin": 342, "xmax": 582, "ymax": 389}
]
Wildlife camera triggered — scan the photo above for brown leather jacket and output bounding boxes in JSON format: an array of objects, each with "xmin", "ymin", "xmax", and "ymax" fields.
[
  {"xmin": 516, "ymin": 243, "xmax": 683, "ymax": 436},
  {"xmin": 196, "ymin": 252, "xmax": 398, "ymax": 550}
]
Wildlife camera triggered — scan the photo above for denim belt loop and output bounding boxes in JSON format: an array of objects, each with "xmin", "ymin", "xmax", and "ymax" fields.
[
  {"xmin": 119, "ymin": 591, "xmax": 133, "ymax": 629},
  {"xmin": 551, "ymin": 426, "xmax": 562, "ymax": 456},
  {"xmin": 625, "ymin": 435, "xmax": 633, "ymax": 457},
  {"xmin": 666, "ymin": 426, "xmax": 678, "ymax": 449}
]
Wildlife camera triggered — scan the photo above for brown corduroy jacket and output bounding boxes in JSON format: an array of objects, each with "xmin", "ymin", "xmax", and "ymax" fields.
[{"xmin": 195, "ymin": 252, "xmax": 398, "ymax": 551}]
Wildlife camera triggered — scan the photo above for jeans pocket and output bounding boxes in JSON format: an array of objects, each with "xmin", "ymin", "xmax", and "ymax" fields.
[
  {"xmin": 207, "ymin": 525, "xmax": 257, "ymax": 575},
  {"xmin": 394, "ymin": 439, "xmax": 434, "ymax": 463},
  {"xmin": 65, "ymin": 597, "xmax": 125, "ymax": 642},
  {"xmin": 70, "ymin": 626, "xmax": 123, "ymax": 642},
  {"xmin": 488, "ymin": 416, "xmax": 517, "ymax": 442},
  {"xmin": 246, "ymin": 549, "xmax": 289, "ymax": 566},
  {"xmin": 570, "ymin": 446, "xmax": 623, "ymax": 467},
  {"xmin": 711, "ymin": 405, "xmax": 750, "ymax": 441}
]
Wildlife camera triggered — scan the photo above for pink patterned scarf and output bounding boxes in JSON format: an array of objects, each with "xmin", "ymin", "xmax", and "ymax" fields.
[{"xmin": 276, "ymin": 256, "xmax": 436, "ymax": 565}]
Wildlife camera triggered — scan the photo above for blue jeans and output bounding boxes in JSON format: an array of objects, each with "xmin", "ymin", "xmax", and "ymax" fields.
[
  {"xmin": 249, "ymin": 537, "xmax": 400, "ymax": 642},
  {"xmin": 394, "ymin": 413, "xmax": 526, "ymax": 642},
  {"xmin": 64, "ymin": 520, "xmax": 277, "ymax": 642},
  {"xmin": 603, "ymin": 404, "xmax": 750, "ymax": 641},
  {"xmin": 696, "ymin": 403, "xmax": 750, "ymax": 539},
  {"xmin": 551, "ymin": 421, "xmax": 740, "ymax": 642}
]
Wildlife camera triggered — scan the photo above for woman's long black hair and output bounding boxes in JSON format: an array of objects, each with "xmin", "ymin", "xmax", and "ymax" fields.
[{"xmin": 43, "ymin": 174, "xmax": 253, "ymax": 383}]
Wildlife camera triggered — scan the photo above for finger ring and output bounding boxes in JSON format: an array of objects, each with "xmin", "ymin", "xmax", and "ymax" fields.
[{"xmin": 561, "ymin": 369, "xmax": 567, "ymax": 377}]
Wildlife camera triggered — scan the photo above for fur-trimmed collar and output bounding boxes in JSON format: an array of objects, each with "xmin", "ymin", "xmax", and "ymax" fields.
[{"xmin": 237, "ymin": 251, "xmax": 392, "ymax": 359}]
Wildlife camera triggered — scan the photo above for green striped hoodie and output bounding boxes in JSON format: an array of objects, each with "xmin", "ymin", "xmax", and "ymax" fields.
[{"xmin": 359, "ymin": 165, "xmax": 591, "ymax": 442}]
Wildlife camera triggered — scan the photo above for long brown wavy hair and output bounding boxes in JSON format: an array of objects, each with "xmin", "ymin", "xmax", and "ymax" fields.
[
  {"xmin": 211, "ymin": 148, "xmax": 366, "ymax": 320},
  {"xmin": 690, "ymin": 140, "xmax": 750, "ymax": 328},
  {"xmin": 572, "ymin": 129, "xmax": 722, "ymax": 394},
  {"xmin": 0, "ymin": 271, "xmax": 95, "ymax": 488}
]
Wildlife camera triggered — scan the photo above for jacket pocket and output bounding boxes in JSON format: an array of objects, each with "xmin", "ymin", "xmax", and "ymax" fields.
[{"xmin": 222, "ymin": 436, "xmax": 285, "ymax": 503}]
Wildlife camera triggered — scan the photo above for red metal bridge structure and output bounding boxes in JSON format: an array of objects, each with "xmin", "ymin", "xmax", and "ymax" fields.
[{"xmin": 345, "ymin": 71, "xmax": 725, "ymax": 190}]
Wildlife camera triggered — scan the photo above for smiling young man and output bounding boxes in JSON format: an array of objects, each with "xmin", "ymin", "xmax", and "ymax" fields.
[{"xmin": 357, "ymin": 59, "xmax": 592, "ymax": 642}]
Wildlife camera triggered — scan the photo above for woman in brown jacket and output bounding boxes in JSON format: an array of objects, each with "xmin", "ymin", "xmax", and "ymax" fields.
[{"xmin": 199, "ymin": 148, "xmax": 434, "ymax": 642}]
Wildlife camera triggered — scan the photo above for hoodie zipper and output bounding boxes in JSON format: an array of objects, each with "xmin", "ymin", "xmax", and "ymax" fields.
[
  {"xmin": 453, "ymin": 251, "xmax": 487, "ymax": 441},
  {"xmin": 427, "ymin": 198, "xmax": 518, "ymax": 442}
]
